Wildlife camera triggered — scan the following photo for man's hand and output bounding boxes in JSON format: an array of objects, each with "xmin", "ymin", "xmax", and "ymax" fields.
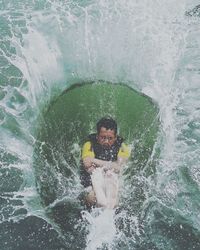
[
  {"xmin": 83, "ymin": 157, "xmax": 97, "ymax": 172},
  {"xmin": 103, "ymin": 162, "xmax": 112, "ymax": 172},
  {"xmin": 87, "ymin": 163, "xmax": 97, "ymax": 173},
  {"xmin": 103, "ymin": 163, "xmax": 121, "ymax": 174},
  {"xmin": 83, "ymin": 156, "xmax": 127, "ymax": 174}
]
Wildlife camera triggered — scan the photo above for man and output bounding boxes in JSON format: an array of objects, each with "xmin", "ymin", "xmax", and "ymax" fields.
[{"xmin": 80, "ymin": 117, "xmax": 130, "ymax": 209}]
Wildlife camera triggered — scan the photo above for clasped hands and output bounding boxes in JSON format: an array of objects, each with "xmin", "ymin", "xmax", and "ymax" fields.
[{"xmin": 87, "ymin": 161, "xmax": 113, "ymax": 174}]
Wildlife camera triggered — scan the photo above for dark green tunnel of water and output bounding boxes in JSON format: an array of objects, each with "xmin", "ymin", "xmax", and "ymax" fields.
[{"xmin": 33, "ymin": 81, "xmax": 160, "ymax": 208}]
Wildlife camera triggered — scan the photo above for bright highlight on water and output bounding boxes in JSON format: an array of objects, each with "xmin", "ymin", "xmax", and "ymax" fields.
[{"xmin": 0, "ymin": 1, "xmax": 200, "ymax": 250}]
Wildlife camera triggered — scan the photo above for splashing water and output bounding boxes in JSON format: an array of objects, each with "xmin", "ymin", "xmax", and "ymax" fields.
[
  {"xmin": 82, "ymin": 209, "xmax": 116, "ymax": 250},
  {"xmin": 0, "ymin": 0, "xmax": 200, "ymax": 249}
]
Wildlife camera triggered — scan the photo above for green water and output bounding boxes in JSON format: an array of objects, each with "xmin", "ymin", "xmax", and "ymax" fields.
[
  {"xmin": 1, "ymin": 0, "xmax": 200, "ymax": 249},
  {"xmin": 31, "ymin": 81, "xmax": 159, "ymax": 248}
]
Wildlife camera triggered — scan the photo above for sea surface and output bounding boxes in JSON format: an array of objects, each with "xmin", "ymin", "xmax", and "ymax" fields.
[{"xmin": 0, "ymin": 0, "xmax": 200, "ymax": 249}]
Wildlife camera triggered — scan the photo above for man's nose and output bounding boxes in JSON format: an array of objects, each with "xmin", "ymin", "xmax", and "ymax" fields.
[{"xmin": 104, "ymin": 138, "xmax": 109, "ymax": 143}]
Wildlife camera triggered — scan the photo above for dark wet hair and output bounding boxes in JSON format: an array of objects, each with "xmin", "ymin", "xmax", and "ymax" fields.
[{"xmin": 96, "ymin": 117, "xmax": 117, "ymax": 135}]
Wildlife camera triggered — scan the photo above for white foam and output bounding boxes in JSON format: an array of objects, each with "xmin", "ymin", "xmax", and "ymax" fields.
[{"xmin": 83, "ymin": 208, "xmax": 116, "ymax": 250}]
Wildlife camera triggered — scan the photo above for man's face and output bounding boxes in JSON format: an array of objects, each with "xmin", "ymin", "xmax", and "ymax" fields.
[{"xmin": 97, "ymin": 127, "xmax": 117, "ymax": 148}]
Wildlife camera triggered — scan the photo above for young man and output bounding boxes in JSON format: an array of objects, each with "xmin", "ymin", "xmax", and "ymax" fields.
[{"xmin": 80, "ymin": 117, "xmax": 130, "ymax": 209}]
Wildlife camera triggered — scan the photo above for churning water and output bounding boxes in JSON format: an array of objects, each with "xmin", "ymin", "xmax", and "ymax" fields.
[{"xmin": 0, "ymin": 0, "xmax": 200, "ymax": 249}]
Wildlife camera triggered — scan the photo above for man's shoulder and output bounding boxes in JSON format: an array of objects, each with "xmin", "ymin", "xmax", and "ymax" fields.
[
  {"xmin": 120, "ymin": 142, "xmax": 129, "ymax": 150},
  {"xmin": 118, "ymin": 142, "xmax": 131, "ymax": 158},
  {"xmin": 82, "ymin": 141, "xmax": 92, "ymax": 148},
  {"xmin": 82, "ymin": 141, "xmax": 94, "ymax": 159},
  {"xmin": 83, "ymin": 133, "xmax": 96, "ymax": 147}
]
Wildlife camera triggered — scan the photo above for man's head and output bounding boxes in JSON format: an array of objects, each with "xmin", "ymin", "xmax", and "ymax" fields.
[{"xmin": 96, "ymin": 117, "xmax": 117, "ymax": 147}]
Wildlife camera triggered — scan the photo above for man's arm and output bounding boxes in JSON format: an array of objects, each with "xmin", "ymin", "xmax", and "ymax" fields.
[
  {"xmin": 83, "ymin": 156, "xmax": 128, "ymax": 174},
  {"xmin": 82, "ymin": 156, "xmax": 97, "ymax": 173},
  {"xmin": 92, "ymin": 157, "xmax": 128, "ymax": 173},
  {"xmin": 82, "ymin": 141, "xmax": 130, "ymax": 174},
  {"xmin": 81, "ymin": 141, "xmax": 95, "ymax": 173}
]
